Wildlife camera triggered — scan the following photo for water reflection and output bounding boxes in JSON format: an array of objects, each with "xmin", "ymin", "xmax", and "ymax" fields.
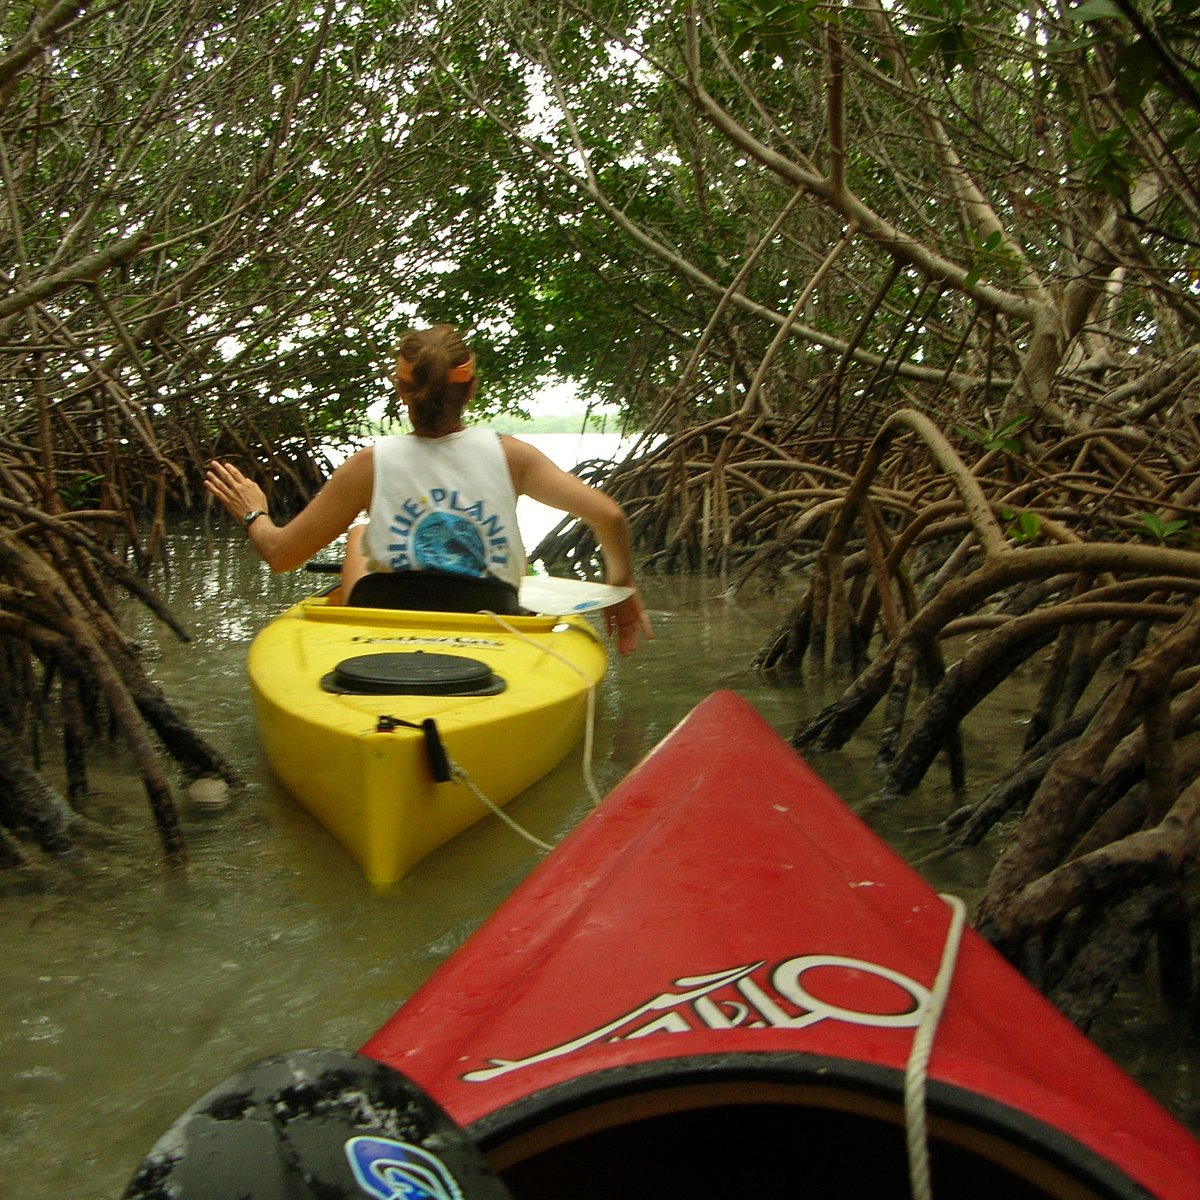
[{"xmin": 1, "ymin": 526, "xmax": 1196, "ymax": 1198}]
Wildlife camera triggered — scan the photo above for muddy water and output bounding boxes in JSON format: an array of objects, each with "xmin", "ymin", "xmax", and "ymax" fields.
[{"xmin": 1, "ymin": 526, "xmax": 1197, "ymax": 1197}]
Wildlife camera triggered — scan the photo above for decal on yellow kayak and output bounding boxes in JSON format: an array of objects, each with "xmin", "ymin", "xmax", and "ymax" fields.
[
  {"xmin": 461, "ymin": 954, "xmax": 931, "ymax": 1083},
  {"xmin": 350, "ymin": 635, "xmax": 507, "ymax": 649}
]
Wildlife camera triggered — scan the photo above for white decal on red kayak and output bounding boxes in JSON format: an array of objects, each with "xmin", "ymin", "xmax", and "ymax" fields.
[{"xmin": 461, "ymin": 955, "xmax": 931, "ymax": 1083}]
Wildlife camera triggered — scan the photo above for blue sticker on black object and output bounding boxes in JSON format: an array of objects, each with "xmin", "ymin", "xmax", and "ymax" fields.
[{"xmin": 345, "ymin": 1135, "xmax": 466, "ymax": 1200}]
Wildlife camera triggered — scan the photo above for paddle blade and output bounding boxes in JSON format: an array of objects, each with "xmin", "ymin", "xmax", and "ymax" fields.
[
  {"xmin": 123, "ymin": 1048, "xmax": 512, "ymax": 1200},
  {"xmin": 518, "ymin": 574, "xmax": 632, "ymax": 614}
]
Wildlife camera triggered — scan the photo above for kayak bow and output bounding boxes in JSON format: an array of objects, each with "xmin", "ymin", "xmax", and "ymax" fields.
[
  {"xmin": 247, "ymin": 593, "xmax": 607, "ymax": 884},
  {"xmin": 124, "ymin": 692, "xmax": 1200, "ymax": 1199},
  {"xmin": 362, "ymin": 691, "xmax": 1200, "ymax": 1199}
]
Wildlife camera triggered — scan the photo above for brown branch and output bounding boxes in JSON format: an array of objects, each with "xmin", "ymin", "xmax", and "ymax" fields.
[{"xmin": 0, "ymin": 230, "xmax": 151, "ymax": 325}]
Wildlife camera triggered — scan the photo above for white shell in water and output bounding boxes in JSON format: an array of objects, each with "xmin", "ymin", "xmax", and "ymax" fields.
[{"xmin": 186, "ymin": 776, "xmax": 231, "ymax": 810}]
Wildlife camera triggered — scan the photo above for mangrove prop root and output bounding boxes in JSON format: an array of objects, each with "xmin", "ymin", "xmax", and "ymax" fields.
[
  {"xmin": 0, "ymin": 727, "xmax": 75, "ymax": 857},
  {"xmin": 1049, "ymin": 889, "xmax": 1163, "ymax": 1031},
  {"xmin": 645, "ymin": 410, "xmax": 1200, "ymax": 1022},
  {"xmin": 0, "ymin": 520, "xmax": 235, "ymax": 870},
  {"xmin": 979, "ymin": 605, "xmax": 1200, "ymax": 929}
]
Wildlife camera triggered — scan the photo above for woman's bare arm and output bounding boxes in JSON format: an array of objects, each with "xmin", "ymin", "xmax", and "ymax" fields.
[
  {"xmin": 204, "ymin": 449, "xmax": 374, "ymax": 572},
  {"xmin": 502, "ymin": 436, "xmax": 652, "ymax": 654}
]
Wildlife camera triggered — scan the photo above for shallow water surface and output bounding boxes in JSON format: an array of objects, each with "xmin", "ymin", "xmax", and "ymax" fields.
[{"xmin": 1, "ymin": 527, "xmax": 1197, "ymax": 1197}]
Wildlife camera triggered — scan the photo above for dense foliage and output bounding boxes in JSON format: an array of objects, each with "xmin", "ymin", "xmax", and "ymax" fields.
[
  {"xmin": 3, "ymin": 0, "xmax": 1200, "ymax": 1034},
  {"xmin": 3, "ymin": 0, "xmax": 1197, "ymax": 476}
]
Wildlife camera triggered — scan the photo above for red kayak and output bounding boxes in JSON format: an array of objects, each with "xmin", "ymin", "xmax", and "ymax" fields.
[{"xmin": 362, "ymin": 691, "xmax": 1200, "ymax": 1199}]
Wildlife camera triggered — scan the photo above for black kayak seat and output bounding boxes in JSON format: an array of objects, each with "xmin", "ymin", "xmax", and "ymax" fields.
[{"xmin": 347, "ymin": 569, "xmax": 524, "ymax": 615}]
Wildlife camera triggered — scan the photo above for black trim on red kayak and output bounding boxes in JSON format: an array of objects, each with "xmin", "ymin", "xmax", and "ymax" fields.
[
  {"xmin": 466, "ymin": 1052, "xmax": 1152, "ymax": 1200},
  {"xmin": 120, "ymin": 1047, "xmax": 1151, "ymax": 1199}
]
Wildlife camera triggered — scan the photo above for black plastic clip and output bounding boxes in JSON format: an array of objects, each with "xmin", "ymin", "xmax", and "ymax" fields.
[
  {"xmin": 422, "ymin": 718, "xmax": 452, "ymax": 783},
  {"xmin": 374, "ymin": 715, "xmax": 452, "ymax": 784}
]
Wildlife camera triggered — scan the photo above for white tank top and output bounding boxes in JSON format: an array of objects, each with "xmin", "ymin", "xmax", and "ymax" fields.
[{"xmin": 363, "ymin": 428, "xmax": 525, "ymax": 588}]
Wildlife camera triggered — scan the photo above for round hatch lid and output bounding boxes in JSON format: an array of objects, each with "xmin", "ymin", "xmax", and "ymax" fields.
[{"xmin": 321, "ymin": 652, "xmax": 505, "ymax": 696}]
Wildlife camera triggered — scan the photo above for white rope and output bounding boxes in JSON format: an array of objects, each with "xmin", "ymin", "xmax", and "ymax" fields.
[
  {"xmin": 361, "ymin": 719, "xmax": 559, "ymax": 854},
  {"xmin": 482, "ymin": 610, "xmax": 603, "ymax": 806},
  {"xmin": 425, "ymin": 610, "xmax": 604, "ymax": 854},
  {"xmin": 447, "ymin": 762, "xmax": 555, "ymax": 852},
  {"xmin": 904, "ymin": 891, "xmax": 968, "ymax": 1200}
]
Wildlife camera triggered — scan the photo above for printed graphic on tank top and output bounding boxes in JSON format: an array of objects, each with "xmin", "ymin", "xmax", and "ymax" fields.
[
  {"xmin": 381, "ymin": 490, "xmax": 513, "ymax": 577},
  {"xmin": 364, "ymin": 429, "xmax": 526, "ymax": 588}
]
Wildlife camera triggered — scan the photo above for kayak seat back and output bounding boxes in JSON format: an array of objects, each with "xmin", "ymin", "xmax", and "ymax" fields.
[{"xmin": 348, "ymin": 570, "xmax": 524, "ymax": 615}]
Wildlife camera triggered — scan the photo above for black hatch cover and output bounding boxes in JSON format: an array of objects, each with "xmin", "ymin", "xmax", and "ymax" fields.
[{"xmin": 322, "ymin": 651, "xmax": 505, "ymax": 696}]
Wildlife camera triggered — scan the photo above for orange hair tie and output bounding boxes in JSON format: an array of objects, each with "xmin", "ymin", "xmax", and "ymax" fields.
[
  {"xmin": 394, "ymin": 353, "xmax": 475, "ymax": 385},
  {"xmin": 446, "ymin": 354, "xmax": 475, "ymax": 384}
]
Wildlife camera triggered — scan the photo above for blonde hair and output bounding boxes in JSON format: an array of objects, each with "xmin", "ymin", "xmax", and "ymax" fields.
[{"xmin": 394, "ymin": 324, "xmax": 475, "ymax": 437}]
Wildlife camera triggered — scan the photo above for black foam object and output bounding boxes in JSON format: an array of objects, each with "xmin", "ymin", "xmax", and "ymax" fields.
[{"xmin": 123, "ymin": 1048, "xmax": 513, "ymax": 1200}]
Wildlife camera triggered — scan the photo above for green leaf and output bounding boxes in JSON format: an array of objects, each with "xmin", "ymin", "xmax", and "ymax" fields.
[
  {"xmin": 1068, "ymin": 0, "xmax": 1123, "ymax": 20},
  {"xmin": 1166, "ymin": 116, "xmax": 1200, "ymax": 155},
  {"xmin": 1071, "ymin": 126, "xmax": 1138, "ymax": 199},
  {"xmin": 957, "ymin": 413, "xmax": 1028, "ymax": 454},
  {"xmin": 1113, "ymin": 38, "xmax": 1163, "ymax": 106},
  {"xmin": 1006, "ymin": 510, "xmax": 1042, "ymax": 544},
  {"xmin": 717, "ymin": 0, "xmax": 822, "ymax": 60},
  {"xmin": 1137, "ymin": 513, "xmax": 1189, "ymax": 544}
]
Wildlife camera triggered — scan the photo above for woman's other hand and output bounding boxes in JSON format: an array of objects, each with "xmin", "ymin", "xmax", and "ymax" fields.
[{"xmin": 605, "ymin": 590, "xmax": 653, "ymax": 657}]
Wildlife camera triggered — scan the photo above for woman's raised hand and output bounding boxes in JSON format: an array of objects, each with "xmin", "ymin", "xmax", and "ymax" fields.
[{"xmin": 204, "ymin": 460, "xmax": 268, "ymax": 524}]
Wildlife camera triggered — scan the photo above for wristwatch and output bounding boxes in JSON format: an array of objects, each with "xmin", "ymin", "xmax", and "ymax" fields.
[{"xmin": 242, "ymin": 509, "xmax": 266, "ymax": 529}]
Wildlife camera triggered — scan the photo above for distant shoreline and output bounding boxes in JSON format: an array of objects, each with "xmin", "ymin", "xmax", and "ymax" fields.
[
  {"xmin": 365, "ymin": 413, "xmax": 636, "ymax": 437},
  {"xmin": 484, "ymin": 412, "xmax": 632, "ymax": 435}
]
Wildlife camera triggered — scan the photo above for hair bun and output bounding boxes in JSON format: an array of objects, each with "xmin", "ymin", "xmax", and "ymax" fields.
[{"xmin": 393, "ymin": 325, "xmax": 475, "ymax": 436}]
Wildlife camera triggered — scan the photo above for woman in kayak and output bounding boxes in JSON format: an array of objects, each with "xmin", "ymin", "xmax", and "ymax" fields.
[{"xmin": 204, "ymin": 324, "xmax": 653, "ymax": 655}]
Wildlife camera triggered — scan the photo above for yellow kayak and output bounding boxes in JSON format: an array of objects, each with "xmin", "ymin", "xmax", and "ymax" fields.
[{"xmin": 247, "ymin": 594, "xmax": 608, "ymax": 884}]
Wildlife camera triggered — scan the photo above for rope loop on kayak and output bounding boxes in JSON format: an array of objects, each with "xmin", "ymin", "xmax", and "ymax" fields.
[
  {"xmin": 483, "ymin": 611, "xmax": 602, "ymax": 806},
  {"xmin": 905, "ymin": 891, "xmax": 968, "ymax": 1200},
  {"xmin": 367, "ymin": 719, "xmax": 558, "ymax": 854},
  {"xmin": 447, "ymin": 763, "xmax": 555, "ymax": 853},
  {"xmin": 380, "ymin": 610, "xmax": 603, "ymax": 857}
]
